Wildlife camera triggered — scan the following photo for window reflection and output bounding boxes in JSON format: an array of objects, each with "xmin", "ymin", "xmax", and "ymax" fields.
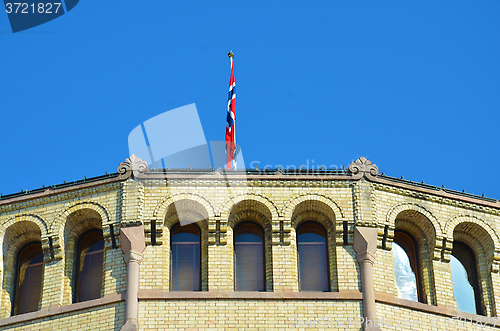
[
  {"xmin": 392, "ymin": 241, "xmax": 418, "ymax": 302},
  {"xmin": 450, "ymin": 255, "xmax": 476, "ymax": 314},
  {"xmin": 451, "ymin": 241, "xmax": 482, "ymax": 315}
]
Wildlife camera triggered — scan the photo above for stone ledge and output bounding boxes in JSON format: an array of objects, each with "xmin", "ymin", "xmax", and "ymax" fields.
[
  {"xmin": 0, "ymin": 292, "xmax": 125, "ymax": 327},
  {"xmin": 375, "ymin": 292, "xmax": 500, "ymax": 329},
  {"xmin": 3, "ymin": 291, "xmax": 498, "ymax": 329},
  {"xmin": 138, "ymin": 289, "xmax": 363, "ymax": 300}
]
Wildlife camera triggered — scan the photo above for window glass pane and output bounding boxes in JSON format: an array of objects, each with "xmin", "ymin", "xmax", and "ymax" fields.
[
  {"xmin": 77, "ymin": 233, "xmax": 104, "ymax": 302},
  {"xmin": 392, "ymin": 242, "xmax": 418, "ymax": 301},
  {"xmin": 234, "ymin": 223, "xmax": 264, "ymax": 291},
  {"xmin": 170, "ymin": 224, "xmax": 201, "ymax": 291},
  {"xmin": 297, "ymin": 223, "xmax": 328, "ymax": 291},
  {"xmin": 16, "ymin": 246, "xmax": 43, "ymax": 315},
  {"xmin": 451, "ymin": 255, "xmax": 477, "ymax": 314}
]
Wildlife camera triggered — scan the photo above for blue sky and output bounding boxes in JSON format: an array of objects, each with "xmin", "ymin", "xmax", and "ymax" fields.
[{"xmin": 1, "ymin": 1, "xmax": 499, "ymax": 201}]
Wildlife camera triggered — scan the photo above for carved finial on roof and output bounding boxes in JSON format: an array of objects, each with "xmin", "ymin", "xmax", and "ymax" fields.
[
  {"xmin": 348, "ymin": 157, "xmax": 379, "ymax": 180},
  {"xmin": 117, "ymin": 154, "xmax": 149, "ymax": 179}
]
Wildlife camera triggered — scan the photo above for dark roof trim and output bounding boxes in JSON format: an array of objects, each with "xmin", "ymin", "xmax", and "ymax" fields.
[{"xmin": 1, "ymin": 156, "xmax": 498, "ymax": 210}]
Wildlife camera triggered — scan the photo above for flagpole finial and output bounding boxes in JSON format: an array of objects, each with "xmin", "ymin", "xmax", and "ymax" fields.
[{"xmin": 228, "ymin": 50, "xmax": 234, "ymax": 58}]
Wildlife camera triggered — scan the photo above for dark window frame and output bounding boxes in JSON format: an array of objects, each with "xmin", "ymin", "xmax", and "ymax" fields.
[
  {"xmin": 12, "ymin": 241, "xmax": 44, "ymax": 316},
  {"xmin": 170, "ymin": 223, "xmax": 202, "ymax": 291},
  {"xmin": 233, "ymin": 221, "xmax": 266, "ymax": 292},
  {"xmin": 296, "ymin": 221, "xmax": 330, "ymax": 292},
  {"xmin": 73, "ymin": 229, "xmax": 104, "ymax": 303}
]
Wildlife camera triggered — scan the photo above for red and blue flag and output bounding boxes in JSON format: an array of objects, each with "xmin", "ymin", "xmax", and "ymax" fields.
[{"xmin": 225, "ymin": 51, "xmax": 236, "ymax": 169}]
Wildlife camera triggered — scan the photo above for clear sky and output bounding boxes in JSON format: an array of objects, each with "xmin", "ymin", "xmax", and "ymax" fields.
[{"xmin": 1, "ymin": 1, "xmax": 499, "ymax": 201}]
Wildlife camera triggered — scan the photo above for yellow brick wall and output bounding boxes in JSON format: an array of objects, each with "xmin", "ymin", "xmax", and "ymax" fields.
[
  {"xmin": 0, "ymin": 303, "xmax": 125, "ymax": 331},
  {"xmin": 372, "ymin": 249, "xmax": 397, "ymax": 295},
  {"xmin": 208, "ymin": 244, "xmax": 232, "ymax": 290},
  {"xmin": 376, "ymin": 302, "xmax": 499, "ymax": 330},
  {"xmin": 272, "ymin": 238, "xmax": 299, "ymax": 291},
  {"xmin": 138, "ymin": 300, "xmax": 363, "ymax": 331},
  {"xmin": 104, "ymin": 249, "xmax": 127, "ymax": 294},
  {"xmin": 1, "ymin": 172, "xmax": 500, "ymax": 329},
  {"xmin": 139, "ymin": 245, "xmax": 167, "ymax": 291},
  {"xmin": 336, "ymin": 245, "xmax": 361, "ymax": 291}
]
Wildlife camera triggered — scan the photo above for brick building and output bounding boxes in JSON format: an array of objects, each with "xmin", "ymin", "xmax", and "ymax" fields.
[{"xmin": 0, "ymin": 155, "xmax": 499, "ymax": 330}]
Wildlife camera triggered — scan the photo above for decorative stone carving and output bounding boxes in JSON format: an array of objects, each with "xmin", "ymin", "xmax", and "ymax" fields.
[
  {"xmin": 348, "ymin": 157, "xmax": 379, "ymax": 180},
  {"xmin": 117, "ymin": 155, "xmax": 149, "ymax": 179}
]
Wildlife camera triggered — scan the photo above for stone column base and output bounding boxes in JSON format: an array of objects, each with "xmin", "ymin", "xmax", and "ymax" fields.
[{"xmin": 121, "ymin": 319, "xmax": 139, "ymax": 331}]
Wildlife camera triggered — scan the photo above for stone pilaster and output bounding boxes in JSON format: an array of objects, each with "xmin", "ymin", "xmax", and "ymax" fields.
[
  {"xmin": 120, "ymin": 225, "xmax": 145, "ymax": 331},
  {"xmin": 353, "ymin": 226, "xmax": 381, "ymax": 331}
]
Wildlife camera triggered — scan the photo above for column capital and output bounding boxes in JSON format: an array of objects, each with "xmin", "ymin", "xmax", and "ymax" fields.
[
  {"xmin": 356, "ymin": 251, "xmax": 376, "ymax": 264},
  {"xmin": 120, "ymin": 225, "xmax": 146, "ymax": 255},
  {"xmin": 353, "ymin": 226, "xmax": 378, "ymax": 258},
  {"xmin": 123, "ymin": 250, "xmax": 144, "ymax": 264}
]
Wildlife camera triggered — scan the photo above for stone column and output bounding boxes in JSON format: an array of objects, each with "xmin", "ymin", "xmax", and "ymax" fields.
[
  {"xmin": 120, "ymin": 225, "xmax": 146, "ymax": 331},
  {"xmin": 353, "ymin": 226, "xmax": 381, "ymax": 331}
]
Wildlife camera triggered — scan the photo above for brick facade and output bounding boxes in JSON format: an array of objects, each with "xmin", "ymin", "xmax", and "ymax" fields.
[{"xmin": 0, "ymin": 156, "xmax": 499, "ymax": 330}]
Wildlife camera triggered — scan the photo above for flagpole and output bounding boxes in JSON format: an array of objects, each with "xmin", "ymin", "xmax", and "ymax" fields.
[
  {"xmin": 228, "ymin": 51, "xmax": 236, "ymax": 170},
  {"xmin": 227, "ymin": 50, "xmax": 236, "ymax": 170}
]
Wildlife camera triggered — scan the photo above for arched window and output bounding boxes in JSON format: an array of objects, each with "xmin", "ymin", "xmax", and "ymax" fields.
[
  {"xmin": 14, "ymin": 243, "xmax": 43, "ymax": 315},
  {"xmin": 297, "ymin": 222, "xmax": 329, "ymax": 291},
  {"xmin": 392, "ymin": 231, "xmax": 420, "ymax": 302},
  {"xmin": 234, "ymin": 222, "xmax": 265, "ymax": 291},
  {"xmin": 451, "ymin": 241, "xmax": 482, "ymax": 315},
  {"xmin": 75, "ymin": 230, "xmax": 104, "ymax": 303},
  {"xmin": 170, "ymin": 223, "xmax": 201, "ymax": 291}
]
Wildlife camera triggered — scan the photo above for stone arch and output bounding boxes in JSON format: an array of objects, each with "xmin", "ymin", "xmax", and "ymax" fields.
[
  {"xmin": 386, "ymin": 202, "xmax": 443, "ymax": 238},
  {"xmin": 153, "ymin": 193, "xmax": 215, "ymax": 222},
  {"xmin": 444, "ymin": 215, "xmax": 500, "ymax": 255},
  {"xmin": 1, "ymin": 221, "xmax": 42, "ymax": 261},
  {"xmin": 56, "ymin": 204, "xmax": 106, "ymax": 306},
  {"xmin": 388, "ymin": 203, "xmax": 439, "ymax": 305},
  {"xmin": 1, "ymin": 214, "xmax": 48, "ymax": 238},
  {"xmin": 226, "ymin": 198, "xmax": 275, "ymax": 292},
  {"xmin": 282, "ymin": 193, "xmax": 344, "ymax": 224},
  {"xmin": 163, "ymin": 199, "xmax": 210, "ymax": 229},
  {"xmin": 51, "ymin": 200, "xmax": 111, "ymax": 236},
  {"xmin": 160, "ymin": 198, "xmax": 210, "ymax": 292},
  {"xmin": 290, "ymin": 199, "xmax": 338, "ymax": 292},
  {"xmin": 229, "ymin": 210, "xmax": 271, "ymax": 233},
  {"xmin": 0, "ymin": 220, "xmax": 43, "ymax": 318},
  {"xmin": 227, "ymin": 199, "xmax": 274, "ymax": 230},
  {"xmin": 446, "ymin": 215, "xmax": 500, "ymax": 316},
  {"xmin": 292, "ymin": 210, "xmax": 334, "ymax": 231},
  {"xmin": 445, "ymin": 215, "xmax": 500, "ymax": 272},
  {"xmin": 218, "ymin": 192, "xmax": 279, "ymax": 220}
]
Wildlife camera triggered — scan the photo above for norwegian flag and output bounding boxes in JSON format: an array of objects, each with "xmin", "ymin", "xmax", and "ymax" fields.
[{"xmin": 225, "ymin": 51, "xmax": 237, "ymax": 169}]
